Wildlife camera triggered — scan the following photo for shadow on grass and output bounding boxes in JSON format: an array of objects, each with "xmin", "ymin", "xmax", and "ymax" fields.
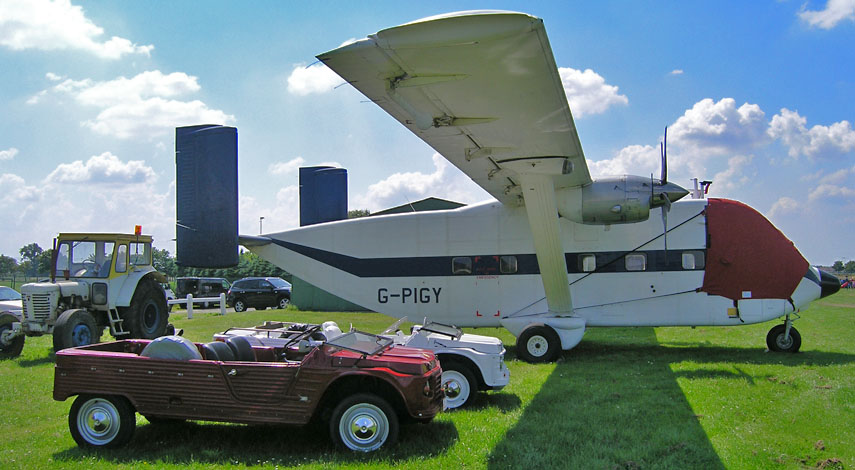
[
  {"xmin": 52, "ymin": 418, "xmax": 458, "ymax": 466},
  {"xmin": 489, "ymin": 328, "xmax": 727, "ymax": 470},
  {"xmin": 16, "ymin": 353, "xmax": 55, "ymax": 368},
  {"xmin": 466, "ymin": 392, "xmax": 522, "ymax": 413}
]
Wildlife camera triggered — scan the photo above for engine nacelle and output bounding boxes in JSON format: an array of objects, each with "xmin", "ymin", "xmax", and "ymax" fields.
[{"xmin": 556, "ymin": 176, "xmax": 654, "ymax": 224}]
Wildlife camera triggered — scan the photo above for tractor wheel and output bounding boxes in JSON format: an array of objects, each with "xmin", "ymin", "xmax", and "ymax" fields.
[
  {"xmin": 330, "ymin": 393, "xmax": 398, "ymax": 452},
  {"xmin": 53, "ymin": 309, "xmax": 101, "ymax": 351},
  {"xmin": 69, "ymin": 394, "xmax": 135, "ymax": 448},
  {"xmin": 0, "ymin": 312, "xmax": 25, "ymax": 358},
  {"xmin": 517, "ymin": 324, "xmax": 561, "ymax": 363},
  {"xmin": 123, "ymin": 277, "xmax": 169, "ymax": 339}
]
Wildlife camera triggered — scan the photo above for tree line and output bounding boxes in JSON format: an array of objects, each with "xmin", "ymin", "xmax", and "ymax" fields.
[
  {"xmin": 832, "ymin": 260, "xmax": 855, "ymax": 274},
  {"xmin": 1, "ymin": 243, "xmax": 287, "ymax": 282}
]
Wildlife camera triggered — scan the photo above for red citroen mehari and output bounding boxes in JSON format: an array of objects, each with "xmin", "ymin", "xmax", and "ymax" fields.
[{"xmin": 53, "ymin": 327, "xmax": 443, "ymax": 452}]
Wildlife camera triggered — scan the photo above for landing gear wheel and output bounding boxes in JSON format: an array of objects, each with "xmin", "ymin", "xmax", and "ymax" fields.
[
  {"xmin": 517, "ymin": 324, "xmax": 561, "ymax": 363},
  {"xmin": 278, "ymin": 297, "xmax": 290, "ymax": 310},
  {"xmin": 330, "ymin": 393, "xmax": 398, "ymax": 452},
  {"xmin": 0, "ymin": 312, "xmax": 25, "ymax": 358},
  {"xmin": 123, "ymin": 277, "xmax": 169, "ymax": 339},
  {"xmin": 233, "ymin": 299, "xmax": 246, "ymax": 312},
  {"xmin": 69, "ymin": 395, "xmax": 135, "ymax": 448},
  {"xmin": 767, "ymin": 324, "xmax": 801, "ymax": 353},
  {"xmin": 442, "ymin": 361, "xmax": 477, "ymax": 409},
  {"xmin": 53, "ymin": 309, "xmax": 101, "ymax": 351}
]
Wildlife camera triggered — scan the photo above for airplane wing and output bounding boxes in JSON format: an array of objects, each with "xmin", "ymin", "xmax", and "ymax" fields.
[{"xmin": 317, "ymin": 10, "xmax": 592, "ymax": 206}]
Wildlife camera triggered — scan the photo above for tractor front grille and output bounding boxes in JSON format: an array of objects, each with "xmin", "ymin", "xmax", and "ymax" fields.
[{"xmin": 24, "ymin": 293, "xmax": 53, "ymax": 323}]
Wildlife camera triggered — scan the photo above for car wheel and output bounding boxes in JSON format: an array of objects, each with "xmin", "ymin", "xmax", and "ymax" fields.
[
  {"xmin": 233, "ymin": 299, "xmax": 246, "ymax": 312},
  {"xmin": 123, "ymin": 277, "xmax": 169, "ymax": 339},
  {"xmin": 330, "ymin": 393, "xmax": 398, "ymax": 452},
  {"xmin": 278, "ymin": 297, "xmax": 290, "ymax": 310},
  {"xmin": 517, "ymin": 324, "xmax": 561, "ymax": 363},
  {"xmin": 766, "ymin": 324, "xmax": 801, "ymax": 353},
  {"xmin": 53, "ymin": 309, "xmax": 101, "ymax": 351},
  {"xmin": 441, "ymin": 361, "xmax": 477, "ymax": 409},
  {"xmin": 0, "ymin": 312, "xmax": 25, "ymax": 358},
  {"xmin": 69, "ymin": 395, "xmax": 135, "ymax": 448}
]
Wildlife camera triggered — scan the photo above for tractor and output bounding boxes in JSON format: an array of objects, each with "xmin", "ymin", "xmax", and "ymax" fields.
[{"xmin": 0, "ymin": 231, "xmax": 171, "ymax": 358}]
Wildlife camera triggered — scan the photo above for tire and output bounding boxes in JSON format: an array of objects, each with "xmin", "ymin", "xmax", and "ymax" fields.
[
  {"xmin": 767, "ymin": 324, "xmax": 801, "ymax": 353},
  {"xmin": 233, "ymin": 299, "xmax": 246, "ymax": 313},
  {"xmin": 330, "ymin": 393, "xmax": 398, "ymax": 452},
  {"xmin": 0, "ymin": 312, "xmax": 25, "ymax": 358},
  {"xmin": 53, "ymin": 309, "xmax": 101, "ymax": 351},
  {"xmin": 441, "ymin": 361, "xmax": 477, "ymax": 409},
  {"xmin": 123, "ymin": 277, "xmax": 169, "ymax": 339},
  {"xmin": 69, "ymin": 395, "xmax": 135, "ymax": 448},
  {"xmin": 278, "ymin": 297, "xmax": 290, "ymax": 310},
  {"xmin": 517, "ymin": 324, "xmax": 561, "ymax": 363}
]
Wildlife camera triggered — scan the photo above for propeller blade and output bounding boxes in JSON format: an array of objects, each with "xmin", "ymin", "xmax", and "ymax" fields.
[{"xmin": 660, "ymin": 126, "xmax": 668, "ymax": 185}]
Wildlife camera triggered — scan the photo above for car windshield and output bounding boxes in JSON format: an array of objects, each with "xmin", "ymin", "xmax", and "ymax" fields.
[
  {"xmin": 326, "ymin": 330, "xmax": 393, "ymax": 356},
  {"xmin": 0, "ymin": 287, "xmax": 21, "ymax": 301},
  {"xmin": 268, "ymin": 278, "xmax": 291, "ymax": 289},
  {"xmin": 418, "ymin": 321, "xmax": 462, "ymax": 339}
]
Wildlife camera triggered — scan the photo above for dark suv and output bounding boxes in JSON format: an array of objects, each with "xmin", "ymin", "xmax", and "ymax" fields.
[
  {"xmin": 227, "ymin": 277, "xmax": 291, "ymax": 312},
  {"xmin": 175, "ymin": 277, "xmax": 231, "ymax": 308}
]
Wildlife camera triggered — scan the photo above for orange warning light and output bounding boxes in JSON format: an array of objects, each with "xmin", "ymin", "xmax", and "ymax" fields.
[{"xmin": 134, "ymin": 225, "xmax": 142, "ymax": 236}]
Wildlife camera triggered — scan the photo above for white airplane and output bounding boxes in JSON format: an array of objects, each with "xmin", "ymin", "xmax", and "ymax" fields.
[{"xmin": 176, "ymin": 11, "xmax": 840, "ymax": 362}]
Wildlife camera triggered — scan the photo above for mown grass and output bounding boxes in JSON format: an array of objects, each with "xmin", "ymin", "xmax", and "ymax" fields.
[{"xmin": 1, "ymin": 290, "xmax": 853, "ymax": 469}]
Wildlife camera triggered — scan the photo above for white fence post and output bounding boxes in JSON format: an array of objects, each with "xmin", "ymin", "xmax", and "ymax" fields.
[
  {"xmin": 186, "ymin": 294, "xmax": 193, "ymax": 319},
  {"xmin": 219, "ymin": 293, "xmax": 226, "ymax": 315}
]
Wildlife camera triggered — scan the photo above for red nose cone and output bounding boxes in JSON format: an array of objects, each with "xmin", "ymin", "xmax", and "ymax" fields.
[{"xmin": 701, "ymin": 199, "xmax": 809, "ymax": 301}]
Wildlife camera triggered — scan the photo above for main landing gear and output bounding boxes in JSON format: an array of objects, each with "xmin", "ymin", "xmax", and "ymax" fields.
[{"xmin": 766, "ymin": 313, "xmax": 801, "ymax": 353}]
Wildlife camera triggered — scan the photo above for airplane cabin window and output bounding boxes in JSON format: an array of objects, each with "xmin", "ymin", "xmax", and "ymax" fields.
[
  {"xmin": 625, "ymin": 253, "xmax": 646, "ymax": 271},
  {"xmin": 681, "ymin": 251, "xmax": 705, "ymax": 270},
  {"xmin": 500, "ymin": 256, "xmax": 518, "ymax": 274},
  {"xmin": 452, "ymin": 257, "xmax": 472, "ymax": 275},
  {"xmin": 579, "ymin": 254, "xmax": 596, "ymax": 272}
]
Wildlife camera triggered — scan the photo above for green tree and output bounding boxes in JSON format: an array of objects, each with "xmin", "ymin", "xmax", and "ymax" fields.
[
  {"xmin": 348, "ymin": 209, "xmax": 371, "ymax": 218},
  {"xmin": 845, "ymin": 261, "xmax": 855, "ymax": 274},
  {"xmin": 152, "ymin": 247, "xmax": 177, "ymax": 277},
  {"xmin": 0, "ymin": 254, "xmax": 18, "ymax": 276},
  {"xmin": 19, "ymin": 243, "xmax": 43, "ymax": 277},
  {"xmin": 36, "ymin": 249, "xmax": 53, "ymax": 276},
  {"xmin": 832, "ymin": 260, "xmax": 844, "ymax": 272}
]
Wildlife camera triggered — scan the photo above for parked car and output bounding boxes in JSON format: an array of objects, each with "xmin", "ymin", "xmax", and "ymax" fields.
[
  {"xmin": 215, "ymin": 318, "xmax": 509, "ymax": 409},
  {"xmin": 226, "ymin": 277, "xmax": 291, "ymax": 312},
  {"xmin": 0, "ymin": 286, "xmax": 24, "ymax": 357},
  {"xmin": 0, "ymin": 286, "xmax": 22, "ymax": 317},
  {"xmin": 175, "ymin": 277, "xmax": 230, "ymax": 308},
  {"xmin": 53, "ymin": 327, "xmax": 444, "ymax": 452}
]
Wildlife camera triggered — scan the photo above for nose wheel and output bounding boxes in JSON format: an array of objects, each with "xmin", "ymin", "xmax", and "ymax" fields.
[{"xmin": 766, "ymin": 322, "xmax": 801, "ymax": 353}]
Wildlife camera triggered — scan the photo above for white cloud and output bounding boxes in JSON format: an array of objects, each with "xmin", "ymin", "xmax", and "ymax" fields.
[
  {"xmin": 799, "ymin": 0, "xmax": 855, "ymax": 29},
  {"xmin": 0, "ymin": 147, "xmax": 18, "ymax": 160},
  {"xmin": 44, "ymin": 152, "xmax": 156, "ymax": 184},
  {"xmin": 353, "ymin": 153, "xmax": 488, "ymax": 210},
  {"xmin": 587, "ymin": 144, "xmax": 660, "ymax": 178},
  {"xmin": 712, "ymin": 155, "xmax": 754, "ymax": 192},
  {"xmin": 45, "ymin": 72, "xmax": 63, "ymax": 81},
  {"xmin": 0, "ymin": 0, "xmax": 153, "ymax": 59},
  {"xmin": 669, "ymin": 98, "xmax": 769, "ymax": 156},
  {"xmin": 669, "ymin": 69, "xmax": 684, "ymax": 75},
  {"xmin": 768, "ymin": 108, "xmax": 855, "ymax": 158},
  {"xmin": 268, "ymin": 157, "xmax": 343, "ymax": 176},
  {"xmin": 558, "ymin": 67, "xmax": 628, "ymax": 117},
  {"xmin": 34, "ymin": 71, "xmax": 234, "ymax": 139},
  {"xmin": 287, "ymin": 63, "xmax": 343, "ymax": 96},
  {"xmin": 769, "ymin": 196, "xmax": 802, "ymax": 218}
]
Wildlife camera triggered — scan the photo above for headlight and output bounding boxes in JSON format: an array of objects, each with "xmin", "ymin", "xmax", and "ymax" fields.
[{"xmin": 92, "ymin": 283, "xmax": 108, "ymax": 305}]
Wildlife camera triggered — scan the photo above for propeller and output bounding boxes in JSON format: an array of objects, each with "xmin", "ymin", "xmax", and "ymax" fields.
[{"xmin": 655, "ymin": 127, "xmax": 673, "ymax": 252}]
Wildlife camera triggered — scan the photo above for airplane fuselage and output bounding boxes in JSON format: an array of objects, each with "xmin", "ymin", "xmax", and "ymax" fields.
[{"xmin": 251, "ymin": 197, "xmax": 826, "ymax": 334}]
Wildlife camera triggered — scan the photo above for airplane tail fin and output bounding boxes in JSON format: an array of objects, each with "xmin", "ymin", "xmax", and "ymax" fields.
[{"xmin": 175, "ymin": 124, "xmax": 239, "ymax": 268}]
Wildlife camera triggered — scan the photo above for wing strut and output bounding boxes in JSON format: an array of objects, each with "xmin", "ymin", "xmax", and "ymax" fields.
[{"xmin": 518, "ymin": 174, "xmax": 573, "ymax": 314}]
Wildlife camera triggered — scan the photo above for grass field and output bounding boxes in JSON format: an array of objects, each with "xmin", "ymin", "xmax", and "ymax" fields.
[{"xmin": 1, "ymin": 290, "xmax": 853, "ymax": 469}]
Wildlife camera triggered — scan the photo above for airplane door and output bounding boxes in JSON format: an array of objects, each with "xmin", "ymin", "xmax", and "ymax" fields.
[{"xmin": 472, "ymin": 255, "xmax": 501, "ymax": 322}]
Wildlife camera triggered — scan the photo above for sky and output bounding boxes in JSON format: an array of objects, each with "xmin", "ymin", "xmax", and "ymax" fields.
[{"xmin": 1, "ymin": 0, "xmax": 854, "ymax": 266}]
